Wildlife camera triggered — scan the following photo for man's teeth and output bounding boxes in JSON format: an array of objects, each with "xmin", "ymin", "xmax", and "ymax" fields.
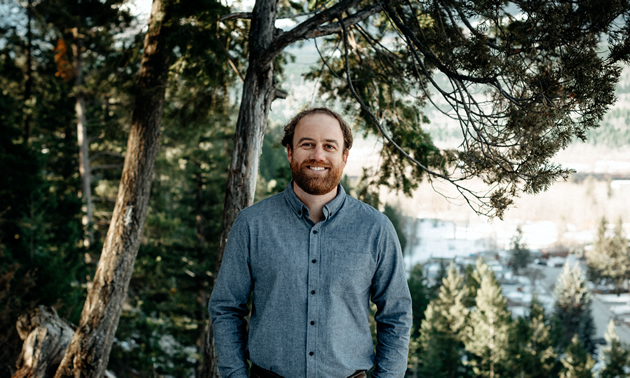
[{"xmin": 310, "ymin": 167, "xmax": 325, "ymax": 171}]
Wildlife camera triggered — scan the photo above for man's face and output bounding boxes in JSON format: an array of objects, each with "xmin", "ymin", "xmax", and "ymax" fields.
[{"xmin": 287, "ymin": 113, "xmax": 349, "ymax": 196}]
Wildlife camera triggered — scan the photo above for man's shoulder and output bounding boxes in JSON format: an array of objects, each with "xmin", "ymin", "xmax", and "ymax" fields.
[
  {"xmin": 236, "ymin": 191, "xmax": 287, "ymax": 222},
  {"xmin": 341, "ymin": 194, "xmax": 392, "ymax": 227}
]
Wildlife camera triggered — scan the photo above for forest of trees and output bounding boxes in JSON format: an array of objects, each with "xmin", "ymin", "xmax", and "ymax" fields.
[
  {"xmin": 406, "ymin": 258, "xmax": 630, "ymax": 378},
  {"xmin": 1, "ymin": 0, "xmax": 630, "ymax": 376}
]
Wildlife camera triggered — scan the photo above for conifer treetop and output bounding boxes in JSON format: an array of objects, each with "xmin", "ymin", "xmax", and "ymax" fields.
[
  {"xmin": 418, "ymin": 263, "xmax": 469, "ymax": 378},
  {"xmin": 464, "ymin": 259, "xmax": 511, "ymax": 377},
  {"xmin": 600, "ymin": 319, "xmax": 630, "ymax": 378},
  {"xmin": 554, "ymin": 263, "xmax": 592, "ymax": 309},
  {"xmin": 605, "ymin": 319, "xmax": 620, "ymax": 346},
  {"xmin": 560, "ymin": 334, "xmax": 595, "ymax": 378}
]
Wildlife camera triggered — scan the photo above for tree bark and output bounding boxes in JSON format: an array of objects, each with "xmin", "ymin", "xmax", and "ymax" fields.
[
  {"xmin": 54, "ymin": 0, "xmax": 171, "ymax": 376},
  {"xmin": 216, "ymin": 0, "xmax": 278, "ymax": 285},
  {"xmin": 13, "ymin": 306, "xmax": 74, "ymax": 378},
  {"xmin": 201, "ymin": 0, "xmax": 278, "ymax": 376},
  {"xmin": 71, "ymin": 28, "xmax": 94, "ymax": 249}
]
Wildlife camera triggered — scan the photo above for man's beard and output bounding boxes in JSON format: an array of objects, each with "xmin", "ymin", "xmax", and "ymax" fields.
[{"xmin": 290, "ymin": 159, "xmax": 344, "ymax": 195}]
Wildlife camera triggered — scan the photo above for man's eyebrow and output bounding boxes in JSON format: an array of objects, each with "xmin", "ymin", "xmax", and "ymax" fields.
[
  {"xmin": 296, "ymin": 137, "xmax": 315, "ymax": 144},
  {"xmin": 296, "ymin": 137, "xmax": 340, "ymax": 146}
]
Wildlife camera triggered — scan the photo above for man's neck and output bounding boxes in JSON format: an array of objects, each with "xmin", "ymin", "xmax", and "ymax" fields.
[{"xmin": 293, "ymin": 182, "xmax": 338, "ymax": 224}]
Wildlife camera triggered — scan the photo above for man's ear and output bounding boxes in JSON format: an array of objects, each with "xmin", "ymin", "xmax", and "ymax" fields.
[
  {"xmin": 342, "ymin": 148, "xmax": 349, "ymax": 165},
  {"xmin": 286, "ymin": 144, "xmax": 293, "ymax": 162}
]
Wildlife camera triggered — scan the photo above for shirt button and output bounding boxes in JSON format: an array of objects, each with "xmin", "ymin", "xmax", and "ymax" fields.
[
  {"xmin": 310, "ymin": 321, "xmax": 315, "ymax": 325},
  {"xmin": 311, "ymin": 259, "xmax": 317, "ymax": 264},
  {"xmin": 311, "ymin": 290, "xmax": 315, "ymax": 295},
  {"xmin": 309, "ymin": 351, "xmax": 314, "ymax": 356},
  {"xmin": 312, "ymin": 230, "xmax": 318, "ymax": 234}
]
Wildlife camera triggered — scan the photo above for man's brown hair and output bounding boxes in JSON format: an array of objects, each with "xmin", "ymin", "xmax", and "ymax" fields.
[{"xmin": 281, "ymin": 107, "xmax": 353, "ymax": 151}]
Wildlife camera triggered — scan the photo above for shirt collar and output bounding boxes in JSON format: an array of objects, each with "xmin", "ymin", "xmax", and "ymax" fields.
[{"xmin": 284, "ymin": 180, "xmax": 347, "ymax": 221}]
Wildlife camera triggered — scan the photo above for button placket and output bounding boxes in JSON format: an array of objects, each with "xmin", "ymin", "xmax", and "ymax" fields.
[{"xmin": 306, "ymin": 225, "xmax": 321, "ymax": 378}]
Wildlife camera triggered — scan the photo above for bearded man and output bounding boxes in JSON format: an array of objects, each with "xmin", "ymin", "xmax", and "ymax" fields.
[{"xmin": 208, "ymin": 107, "xmax": 412, "ymax": 378}]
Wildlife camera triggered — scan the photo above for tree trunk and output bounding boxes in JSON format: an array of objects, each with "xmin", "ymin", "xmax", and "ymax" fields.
[
  {"xmin": 216, "ymin": 0, "xmax": 278, "ymax": 274},
  {"xmin": 71, "ymin": 28, "xmax": 94, "ymax": 249},
  {"xmin": 13, "ymin": 306, "xmax": 74, "ymax": 378},
  {"xmin": 54, "ymin": 0, "xmax": 171, "ymax": 376},
  {"xmin": 201, "ymin": 0, "xmax": 278, "ymax": 376},
  {"xmin": 23, "ymin": 0, "xmax": 33, "ymax": 144}
]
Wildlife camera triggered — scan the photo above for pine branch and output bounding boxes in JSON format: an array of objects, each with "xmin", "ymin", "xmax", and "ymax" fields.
[
  {"xmin": 338, "ymin": 19, "xmax": 498, "ymax": 217},
  {"xmin": 220, "ymin": 12, "xmax": 252, "ymax": 21},
  {"xmin": 383, "ymin": 2, "xmax": 499, "ymax": 86},
  {"xmin": 221, "ymin": 8, "xmax": 323, "ymax": 21},
  {"xmin": 258, "ymin": 0, "xmax": 383, "ymax": 67}
]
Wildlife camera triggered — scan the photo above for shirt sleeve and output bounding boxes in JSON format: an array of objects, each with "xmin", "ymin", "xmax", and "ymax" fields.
[
  {"xmin": 370, "ymin": 219, "xmax": 413, "ymax": 378},
  {"xmin": 208, "ymin": 215, "xmax": 252, "ymax": 378}
]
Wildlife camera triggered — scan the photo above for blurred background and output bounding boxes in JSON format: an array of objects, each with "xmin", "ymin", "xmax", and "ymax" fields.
[{"xmin": 1, "ymin": 0, "xmax": 629, "ymax": 376}]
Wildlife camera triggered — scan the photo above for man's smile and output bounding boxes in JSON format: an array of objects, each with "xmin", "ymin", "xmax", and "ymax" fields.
[{"xmin": 307, "ymin": 165, "xmax": 328, "ymax": 172}]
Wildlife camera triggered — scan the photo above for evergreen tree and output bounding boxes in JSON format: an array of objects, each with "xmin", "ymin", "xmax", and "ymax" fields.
[
  {"xmin": 609, "ymin": 217, "xmax": 630, "ymax": 294},
  {"xmin": 38, "ymin": 0, "xmax": 133, "ymax": 248},
  {"xmin": 560, "ymin": 334, "xmax": 595, "ymax": 378},
  {"xmin": 587, "ymin": 217, "xmax": 630, "ymax": 294},
  {"xmin": 408, "ymin": 264, "xmax": 434, "ymax": 339},
  {"xmin": 509, "ymin": 299, "xmax": 558, "ymax": 377},
  {"xmin": 303, "ymin": 0, "xmax": 630, "ymax": 218},
  {"xmin": 2, "ymin": 0, "xmax": 234, "ymax": 373},
  {"xmin": 0, "ymin": 1, "xmax": 93, "ymax": 371},
  {"xmin": 464, "ymin": 259, "xmax": 512, "ymax": 378},
  {"xmin": 587, "ymin": 217, "xmax": 609, "ymax": 286},
  {"xmin": 509, "ymin": 226, "xmax": 531, "ymax": 275},
  {"xmin": 55, "ymin": 0, "xmax": 230, "ymax": 375},
  {"xmin": 418, "ymin": 264, "xmax": 469, "ymax": 378},
  {"xmin": 463, "ymin": 263, "xmax": 481, "ymax": 308},
  {"xmin": 383, "ymin": 204, "xmax": 408, "ymax": 254},
  {"xmin": 407, "ymin": 324, "xmax": 422, "ymax": 375},
  {"xmin": 600, "ymin": 320, "xmax": 630, "ymax": 378},
  {"xmin": 109, "ymin": 105, "xmax": 234, "ymax": 377},
  {"xmin": 554, "ymin": 263, "xmax": 596, "ymax": 354},
  {"xmin": 100, "ymin": 1, "xmax": 234, "ymax": 375}
]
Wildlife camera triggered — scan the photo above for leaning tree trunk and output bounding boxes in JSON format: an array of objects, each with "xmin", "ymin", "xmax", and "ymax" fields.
[
  {"xmin": 71, "ymin": 28, "xmax": 94, "ymax": 249},
  {"xmin": 54, "ymin": 0, "xmax": 171, "ymax": 376},
  {"xmin": 13, "ymin": 306, "xmax": 74, "ymax": 378},
  {"xmin": 200, "ymin": 0, "xmax": 279, "ymax": 376}
]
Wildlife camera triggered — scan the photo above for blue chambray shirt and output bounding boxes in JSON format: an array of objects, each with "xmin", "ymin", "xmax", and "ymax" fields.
[{"xmin": 208, "ymin": 182, "xmax": 412, "ymax": 378}]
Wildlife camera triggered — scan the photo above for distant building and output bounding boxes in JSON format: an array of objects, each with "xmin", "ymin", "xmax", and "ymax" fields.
[{"xmin": 540, "ymin": 245, "xmax": 570, "ymax": 258}]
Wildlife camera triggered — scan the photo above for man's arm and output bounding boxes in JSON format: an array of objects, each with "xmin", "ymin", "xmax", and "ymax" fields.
[
  {"xmin": 208, "ymin": 215, "xmax": 252, "ymax": 378},
  {"xmin": 370, "ymin": 220, "xmax": 413, "ymax": 378}
]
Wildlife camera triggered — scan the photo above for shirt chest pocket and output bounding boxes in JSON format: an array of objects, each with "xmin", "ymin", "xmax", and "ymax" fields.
[{"xmin": 329, "ymin": 251, "xmax": 373, "ymax": 294}]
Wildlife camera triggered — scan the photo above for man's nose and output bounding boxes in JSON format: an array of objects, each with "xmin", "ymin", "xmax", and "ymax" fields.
[{"xmin": 310, "ymin": 145, "xmax": 326, "ymax": 161}]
